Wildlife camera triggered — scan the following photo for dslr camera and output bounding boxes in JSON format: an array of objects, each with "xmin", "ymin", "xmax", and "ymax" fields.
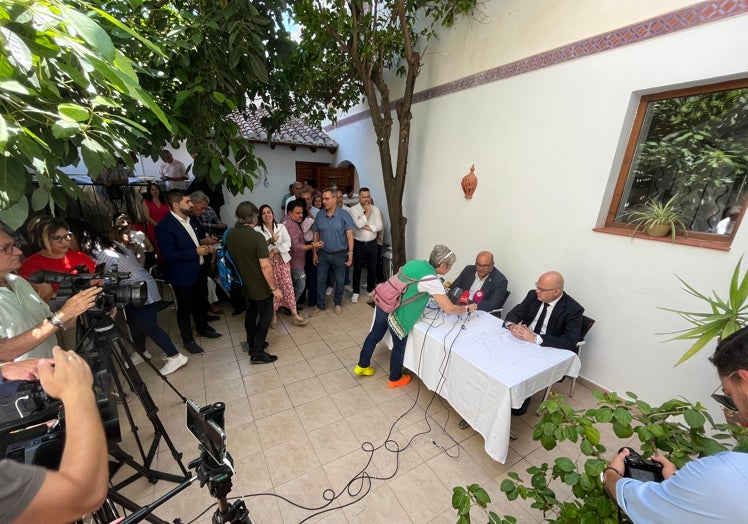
[
  {"xmin": 29, "ymin": 264, "xmax": 146, "ymax": 311},
  {"xmin": 620, "ymin": 447, "xmax": 664, "ymax": 482}
]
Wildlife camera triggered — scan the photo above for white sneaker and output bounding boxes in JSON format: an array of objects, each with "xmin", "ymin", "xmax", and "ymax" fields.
[
  {"xmin": 344, "ymin": 285, "xmax": 354, "ymax": 293},
  {"xmin": 160, "ymin": 353, "xmax": 188, "ymax": 376},
  {"xmin": 143, "ymin": 350, "xmax": 152, "ymax": 359},
  {"xmin": 325, "ymin": 287, "xmax": 333, "ymax": 296},
  {"xmin": 130, "ymin": 354, "xmax": 145, "ymax": 366},
  {"xmin": 351, "ymin": 293, "xmax": 359, "ymax": 303}
]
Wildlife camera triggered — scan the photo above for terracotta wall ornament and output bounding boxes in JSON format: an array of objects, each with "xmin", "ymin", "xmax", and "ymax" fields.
[{"xmin": 461, "ymin": 164, "xmax": 478, "ymax": 199}]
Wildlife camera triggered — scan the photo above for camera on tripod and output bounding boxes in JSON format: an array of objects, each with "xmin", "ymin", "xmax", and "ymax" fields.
[{"xmin": 29, "ymin": 263, "xmax": 147, "ymax": 311}]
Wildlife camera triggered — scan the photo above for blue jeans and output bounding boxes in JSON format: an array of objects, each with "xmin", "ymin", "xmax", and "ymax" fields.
[
  {"xmin": 124, "ymin": 303, "xmax": 178, "ymax": 357},
  {"xmin": 357, "ymin": 306, "xmax": 408, "ymax": 381},
  {"xmin": 316, "ymin": 250, "xmax": 346, "ymax": 308}
]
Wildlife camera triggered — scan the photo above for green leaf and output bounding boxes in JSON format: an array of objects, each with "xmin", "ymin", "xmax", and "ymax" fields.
[
  {"xmin": 51, "ymin": 119, "xmax": 82, "ymax": 139},
  {"xmin": 59, "ymin": 5, "xmax": 115, "ymax": 61},
  {"xmin": 0, "ymin": 196, "xmax": 28, "ymax": 230},
  {"xmin": 0, "ymin": 80, "xmax": 30, "ymax": 95},
  {"xmin": 0, "ymin": 114, "xmax": 8, "ymax": 152},
  {"xmin": 30, "ymin": 187, "xmax": 49, "ymax": 211},
  {"xmin": 58, "ymin": 103, "xmax": 90, "ymax": 122},
  {"xmin": 555, "ymin": 456, "xmax": 576, "ymax": 472},
  {"xmin": 584, "ymin": 425, "xmax": 601, "ymax": 445},
  {"xmin": 684, "ymin": 408, "xmax": 706, "ymax": 429}
]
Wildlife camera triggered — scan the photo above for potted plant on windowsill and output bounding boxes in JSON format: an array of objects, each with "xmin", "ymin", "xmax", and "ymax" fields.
[{"xmin": 625, "ymin": 195, "xmax": 688, "ymax": 242}]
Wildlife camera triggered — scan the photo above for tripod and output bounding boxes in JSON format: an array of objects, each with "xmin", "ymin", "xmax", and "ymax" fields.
[
  {"xmin": 76, "ymin": 309, "xmax": 189, "ymax": 521},
  {"xmin": 117, "ymin": 450, "xmax": 252, "ymax": 524}
]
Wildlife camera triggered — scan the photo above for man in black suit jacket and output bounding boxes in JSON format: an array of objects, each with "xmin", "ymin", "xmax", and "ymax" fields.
[
  {"xmin": 451, "ymin": 251, "xmax": 509, "ymax": 314},
  {"xmin": 504, "ymin": 271, "xmax": 584, "ymax": 352},
  {"xmin": 156, "ymin": 190, "xmax": 221, "ymax": 354},
  {"xmin": 504, "ymin": 271, "xmax": 584, "ymax": 415}
]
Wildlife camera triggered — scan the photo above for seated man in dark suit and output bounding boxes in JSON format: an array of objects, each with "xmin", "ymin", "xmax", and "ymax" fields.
[
  {"xmin": 504, "ymin": 270, "xmax": 584, "ymax": 414},
  {"xmin": 451, "ymin": 251, "xmax": 509, "ymax": 314}
]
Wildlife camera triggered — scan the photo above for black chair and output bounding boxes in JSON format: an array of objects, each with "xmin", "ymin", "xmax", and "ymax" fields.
[
  {"xmin": 540, "ymin": 315, "xmax": 595, "ymax": 403},
  {"xmin": 489, "ymin": 290, "xmax": 511, "ymax": 319}
]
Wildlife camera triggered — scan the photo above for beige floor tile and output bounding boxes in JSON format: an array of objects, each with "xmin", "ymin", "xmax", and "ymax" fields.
[
  {"xmin": 255, "ymin": 407, "xmax": 306, "ymax": 448},
  {"xmin": 264, "ymin": 434, "xmax": 321, "ymax": 485},
  {"xmin": 243, "ymin": 367, "xmax": 282, "ymax": 395},
  {"xmin": 309, "ymin": 420, "xmax": 362, "ymax": 464},
  {"xmin": 286, "ymin": 375, "xmax": 329, "ymax": 406},
  {"xmin": 390, "ymin": 462, "xmax": 452, "ymax": 522},
  {"xmin": 296, "ymin": 396, "xmax": 344, "ymax": 432},
  {"xmin": 248, "ymin": 385, "xmax": 293, "ymax": 419},
  {"xmin": 205, "ymin": 376, "xmax": 248, "ymax": 404},
  {"xmin": 308, "ymin": 352, "xmax": 346, "ymax": 376},
  {"xmin": 275, "ymin": 359, "xmax": 316, "ymax": 385},
  {"xmin": 331, "ymin": 386, "xmax": 376, "ymax": 418}
]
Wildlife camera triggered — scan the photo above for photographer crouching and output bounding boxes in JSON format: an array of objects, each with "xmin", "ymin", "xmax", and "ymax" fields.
[
  {"xmin": 0, "ymin": 347, "xmax": 108, "ymax": 523},
  {"xmin": 0, "ymin": 228, "xmax": 100, "ymax": 362},
  {"xmin": 603, "ymin": 326, "xmax": 748, "ymax": 522}
]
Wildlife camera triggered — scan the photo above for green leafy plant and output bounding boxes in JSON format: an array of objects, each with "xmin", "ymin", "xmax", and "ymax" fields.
[
  {"xmin": 453, "ymin": 391, "xmax": 748, "ymax": 523},
  {"xmin": 625, "ymin": 195, "xmax": 688, "ymax": 242},
  {"xmin": 661, "ymin": 256, "xmax": 748, "ymax": 365}
]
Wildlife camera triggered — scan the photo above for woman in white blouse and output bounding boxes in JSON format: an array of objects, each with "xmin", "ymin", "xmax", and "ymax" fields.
[{"xmin": 255, "ymin": 205, "xmax": 308, "ymax": 327}]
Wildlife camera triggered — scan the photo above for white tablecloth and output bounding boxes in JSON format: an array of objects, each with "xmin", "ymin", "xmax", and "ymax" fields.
[{"xmin": 395, "ymin": 310, "xmax": 581, "ymax": 463}]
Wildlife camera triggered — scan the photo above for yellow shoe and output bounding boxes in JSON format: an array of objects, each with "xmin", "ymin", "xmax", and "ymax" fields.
[{"xmin": 354, "ymin": 365, "xmax": 375, "ymax": 376}]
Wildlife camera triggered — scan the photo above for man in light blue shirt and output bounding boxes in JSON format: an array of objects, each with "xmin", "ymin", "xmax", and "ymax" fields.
[
  {"xmin": 309, "ymin": 188, "xmax": 354, "ymax": 315},
  {"xmin": 603, "ymin": 327, "xmax": 748, "ymax": 523}
]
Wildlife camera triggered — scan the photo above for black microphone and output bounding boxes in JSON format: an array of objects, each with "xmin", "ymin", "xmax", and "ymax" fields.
[{"xmin": 447, "ymin": 286, "xmax": 463, "ymax": 304}]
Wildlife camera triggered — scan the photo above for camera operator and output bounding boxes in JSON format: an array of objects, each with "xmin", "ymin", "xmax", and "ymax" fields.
[
  {"xmin": 603, "ymin": 326, "xmax": 748, "ymax": 522},
  {"xmin": 0, "ymin": 347, "xmax": 108, "ymax": 523},
  {"xmin": 0, "ymin": 228, "xmax": 101, "ymax": 362}
]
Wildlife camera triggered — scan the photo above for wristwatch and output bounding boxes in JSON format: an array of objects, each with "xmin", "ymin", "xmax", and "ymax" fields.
[{"xmin": 47, "ymin": 313, "xmax": 66, "ymax": 330}]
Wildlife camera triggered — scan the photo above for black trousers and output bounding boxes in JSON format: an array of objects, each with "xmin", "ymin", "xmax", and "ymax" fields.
[
  {"xmin": 353, "ymin": 239, "xmax": 378, "ymax": 294},
  {"xmin": 245, "ymin": 295, "xmax": 273, "ymax": 353},
  {"xmin": 172, "ymin": 267, "xmax": 209, "ymax": 345}
]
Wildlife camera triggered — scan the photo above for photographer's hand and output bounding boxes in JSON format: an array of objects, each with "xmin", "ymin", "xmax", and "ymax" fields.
[
  {"xmin": 651, "ymin": 454, "xmax": 677, "ymax": 479},
  {"xmin": 57, "ymin": 286, "xmax": 102, "ymax": 328},
  {"xmin": 0, "ymin": 358, "xmax": 41, "ymax": 381},
  {"xmin": 17, "ymin": 346, "xmax": 109, "ymax": 523}
]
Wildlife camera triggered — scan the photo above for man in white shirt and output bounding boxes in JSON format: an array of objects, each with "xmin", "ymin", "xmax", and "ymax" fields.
[
  {"xmin": 349, "ymin": 188, "xmax": 383, "ymax": 303},
  {"xmin": 159, "ymin": 150, "xmax": 190, "ymax": 191}
]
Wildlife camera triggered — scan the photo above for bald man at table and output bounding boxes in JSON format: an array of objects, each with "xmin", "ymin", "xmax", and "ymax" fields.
[{"xmin": 503, "ymin": 271, "xmax": 584, "ymax": 415}]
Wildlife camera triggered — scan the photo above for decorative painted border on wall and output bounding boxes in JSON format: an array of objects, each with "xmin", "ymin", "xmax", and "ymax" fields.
[{"xmin": 326, "ymin": 0, "xmax": 748, "ymax": 131}]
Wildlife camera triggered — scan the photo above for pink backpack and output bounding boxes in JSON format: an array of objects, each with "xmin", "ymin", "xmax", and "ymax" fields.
[{"xmin": 370, "ymin": 270, "xmax": 437, "ymax": 313}]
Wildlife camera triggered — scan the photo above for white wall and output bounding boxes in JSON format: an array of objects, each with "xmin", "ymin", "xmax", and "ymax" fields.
[{"xmin": 329, "ymin": 8, "xmax": 748, "ymax": 410}]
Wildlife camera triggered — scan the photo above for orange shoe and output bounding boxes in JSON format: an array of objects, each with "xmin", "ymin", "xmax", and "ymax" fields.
[{"xmin": 387, "ymin": 374, "xmax": 412, "ymax": 388}]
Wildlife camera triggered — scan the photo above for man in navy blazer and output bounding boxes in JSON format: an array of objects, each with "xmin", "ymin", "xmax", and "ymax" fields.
[
  {"xmin": 451, "ymin": 251, "xmax": 509, "ymax": 314},
  {"xmin": 504, "ymin": 271, "xmax": 584, "ymax": 352},
  {"xmin": 156, "ymin": 189, "xmax": 220, "ymax": 354}
]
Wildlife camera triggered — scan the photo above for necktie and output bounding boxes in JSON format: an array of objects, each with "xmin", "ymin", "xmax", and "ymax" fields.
[{"xmin": 533, "ymin": 303, "xmax": 549, "ymax": 334}]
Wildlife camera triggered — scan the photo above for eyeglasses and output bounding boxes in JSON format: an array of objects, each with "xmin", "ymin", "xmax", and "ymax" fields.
[
  {"xmin": 0, "ymin": 241, "xmax": 21, "ymax": 254},
  {"xmin": 49, "ymin": 233, "xmax": 74, "ymax": 243},
  {"xmin": 535, "ymin": 282, "xmax": 558, "ymax": 293},
  {"xmin": 475, "ymin": 262, "xmax": 494, "ymax": 269},
  {"xmin": 712, "ymin": 371, "xmax": 740, "ymax": 412}
]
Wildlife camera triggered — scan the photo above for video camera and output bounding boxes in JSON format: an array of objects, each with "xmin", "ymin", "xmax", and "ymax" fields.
[
  {"xmin": 0, "ymin": 380, "xmax": 120, "ymax": 469},
  {"xmin": 28, "ymin": 263, "xmax": 146, "ymax": 311}
]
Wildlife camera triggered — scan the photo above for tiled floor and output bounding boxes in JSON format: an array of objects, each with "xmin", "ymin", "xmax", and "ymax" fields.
[{"xmin": 110, "ymin": 295, "xmax": 603, "ymax": 523}]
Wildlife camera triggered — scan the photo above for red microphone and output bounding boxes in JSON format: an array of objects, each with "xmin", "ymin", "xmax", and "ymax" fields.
[
  {"xmin": 473, "ymin": 290, "xmax": 484, "ymax": 305},
  {"xmin": 458, "ymin": 290, "xmax": 469, "ymax": 305}
]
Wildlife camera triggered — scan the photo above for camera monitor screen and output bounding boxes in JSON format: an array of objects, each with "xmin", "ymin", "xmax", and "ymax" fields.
[{"xmin": 186, "ymin": 399, "xmax": 226, "ymax": 463}]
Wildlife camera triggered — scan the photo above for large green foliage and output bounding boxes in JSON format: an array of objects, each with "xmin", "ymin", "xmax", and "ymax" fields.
[
  {"xmin": 455, "ymin": 391, "xmax": 748, "ymax": 523},
  {"xmin": 0, "ymin": 0, "xmax": 171, "ymax": 228},
  {"xmin": 0, "ymin": 0, "xmax": 296, "ymax": 229}
]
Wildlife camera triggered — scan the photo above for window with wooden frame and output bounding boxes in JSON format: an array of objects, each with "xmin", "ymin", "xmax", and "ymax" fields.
[{"xmin": 603, "ymin": 79, "xmax": 748, "ymax": 248}]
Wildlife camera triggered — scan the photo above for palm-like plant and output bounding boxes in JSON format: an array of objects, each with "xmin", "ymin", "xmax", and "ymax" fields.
[
  {"xmin": 626, "ymin": 195, "xmax": 689, "ymax": 242},
  {"xmin": 662, "ymin": 256, "xmax": 748, "ymax": 365}
]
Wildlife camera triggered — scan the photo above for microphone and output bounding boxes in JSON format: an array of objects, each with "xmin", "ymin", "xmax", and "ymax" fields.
[
  {"xmin": 447, "ymin": 286, "xmax": 463, "ymax": 304},
  {"xmin": 473, "ymin": 290, "xmax": 484, "ymax": 306},
  {"xmin": 458, "ymin": 290, "xmax": 469, "ymax": 305}
]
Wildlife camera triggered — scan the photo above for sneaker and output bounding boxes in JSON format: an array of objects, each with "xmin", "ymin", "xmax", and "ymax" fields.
[
  {"xmin": 388, "ymin": 374, "xmax": 412, "ymax": 388},
  {"xmin": 325, "ymin": 287, "xmax": 333, "ymax": 296},
  {"xmin": 353, "ymin": 365, "xmax": 375, "ymax": 376},
  {"xmin": 130, "ymin": 353, "xmax": 145, "ymax": 366},
  {"xmin": 159, "ymin": 354, "xmax": 188, "ymax": 376},
  {"xmin": 334, "ymin": 305, "xmax": 343, "ymax": 315},
  {"xmin": 344, "ymin": 285, "xmax": 354, "ymax": 293},
  {"xmin": 351, "ymin": 293, "xmax": 359, "ymax": 303},
  {"xmin": 292, "ymin": 317, "xmax": 308, "ymax": 326},
  {"xmin": 143, "ymin": 350, "xmax": 152, "ymax": 359},
  {"xmin": 251, "ymin": 351, "xmax": 278, "ymax": 364}
]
